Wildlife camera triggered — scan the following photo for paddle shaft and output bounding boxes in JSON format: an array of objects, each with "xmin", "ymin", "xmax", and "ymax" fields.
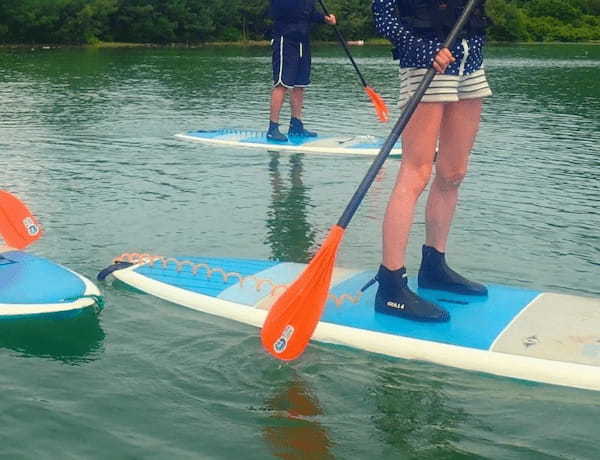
[
  {"xmin": 337, "ymin": 0, "xmax": 481, "ymax": 229},
  {"xmin": 317, "ymin": 0, "xmax": 368, "ymax": 88}
]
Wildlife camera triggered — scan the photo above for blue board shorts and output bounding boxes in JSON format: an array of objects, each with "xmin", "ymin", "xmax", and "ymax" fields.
[{"xmin": 272, "ymin": 35, "xmax": 311, "ymax": 88}]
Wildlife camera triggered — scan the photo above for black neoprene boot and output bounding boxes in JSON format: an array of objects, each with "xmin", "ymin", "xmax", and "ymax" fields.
[
  {"xmin": 418, "ymin": 245, "xmax": 488, "ymax": 296},
  {"xmin": 374, "ymin": 265, "xmax": 450, "ymax": 322},
  {"xmin": 267, "ymin": 120, "xmax": 288, "ymax": 142},
  {"xmin": 288, "ymin": 117, "xmax": 317, "ymax": 137}
]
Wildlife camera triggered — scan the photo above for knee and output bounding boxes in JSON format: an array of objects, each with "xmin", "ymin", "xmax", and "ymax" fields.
[
  {"xmin": 399, "ymin": 164, "xmax": 433, "ymax": 196},
  {"xmin": 435, "ymin": 168, "xmax": 467, "ymax": 190}
]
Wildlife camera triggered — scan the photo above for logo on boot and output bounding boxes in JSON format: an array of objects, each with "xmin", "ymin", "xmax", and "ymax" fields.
[{"xmin": 386, "ymin": 301, "xmax": 405, "ymax": 310}]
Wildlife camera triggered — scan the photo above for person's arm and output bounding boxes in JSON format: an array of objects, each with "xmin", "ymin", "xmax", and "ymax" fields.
[{"xmin": 372, "ymin": 0, "xmax": 453, "ymax": 72}]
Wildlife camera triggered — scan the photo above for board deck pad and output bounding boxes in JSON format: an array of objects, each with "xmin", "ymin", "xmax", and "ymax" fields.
[
  {"xmin": 1, "ymin": 251, "xmax": 101, "ymax": 317},
  {"xmin": 133, "ymin": 257, "xmax": 539, "ymax": 350},
  {"xmin": 175, "ymin": 129, "xmax": 402, "ymax": 157},
  {"xmin": 0, "ymin": 251, "xmax": 86, "ymax": 304},
  {"xmin": 111, "ymin": 255, "xmax": 600, "ymax": 391}
]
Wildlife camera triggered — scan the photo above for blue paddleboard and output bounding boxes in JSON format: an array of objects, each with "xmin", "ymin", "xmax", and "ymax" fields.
[
  {"xmin": 0, "ymin": 251, "xmax": 102, "ymax": 319},
  {"xmin": 103, "ymin": 255, "xmax": 600, "ymax": 391},
  {"xmin": 175, "ymin": 129, "xmax": 402, "ymax": 157}
]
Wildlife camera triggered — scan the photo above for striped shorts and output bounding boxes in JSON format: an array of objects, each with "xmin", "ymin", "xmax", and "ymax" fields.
[{"xmin": 398, "ymin": 67, "xmax": 492, "ymax": 107}]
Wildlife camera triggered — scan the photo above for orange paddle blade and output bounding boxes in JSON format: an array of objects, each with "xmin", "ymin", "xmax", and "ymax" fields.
[
  {"xmin": 261, "ymin": 225, "xmax": 345, "ymax": 361},
  {"xmin": 364, "ymin": 86, "xmax": 389, "ymax": 123},
  {"xmin": 0, "ymin": 190, "xmax": 42, "ymax": 249}
]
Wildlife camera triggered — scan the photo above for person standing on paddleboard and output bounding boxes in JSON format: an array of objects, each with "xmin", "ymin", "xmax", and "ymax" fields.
[
  {"xmin": 370, "ymin": 0, "xmax": 492, "ymax": 322},
  {"xmin": 267, "ymin": 0, "xmax": 336, "ymax": 142}
]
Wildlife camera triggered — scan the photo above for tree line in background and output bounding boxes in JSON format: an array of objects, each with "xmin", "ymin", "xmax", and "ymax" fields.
[{"xmin": 0, "ymin": 0, "xmax": 598, "ymax": 45}]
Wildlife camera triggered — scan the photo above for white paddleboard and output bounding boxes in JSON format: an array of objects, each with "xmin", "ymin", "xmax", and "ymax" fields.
[
  {"xmin": 175, "ymin": 129, "xmax": 402, "ymax": 157},
  {"xmin": 102, "ymin": 255, "xmax": 600, "ymax": 392}
]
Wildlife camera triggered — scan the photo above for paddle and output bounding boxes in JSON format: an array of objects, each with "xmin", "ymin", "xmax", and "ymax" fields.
[
  {"xmin": 0, "ymin": 190, "xmax": 42, "ymax": 250},
  {"xmin": 261, "ymin": 0, "xmax": 482, "ymax": 361},
  {"xmin": 318, "ymin": 0, "xmax": 389, "ymax": 123}
]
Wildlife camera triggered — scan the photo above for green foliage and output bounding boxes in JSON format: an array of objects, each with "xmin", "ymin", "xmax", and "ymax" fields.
[
  {"xmin": 311, "ymin": 0, "xmax": 374, "ymax": 41},
  {"xmin": 525, "ymin": 14, "xmax": 600, "ymax": 40},
  {"xmin": 487, "ymin": 0, "xmax": 529, "ymax": 41},
  {"xmin": 525, "ymin": 0, "xmax": 582, "ymax": 22},
  {"xmin": 0, "ymin": 0, "xmax": 597, "ymax": 44},
  {"xmin": 59, "ymin": 0, "xmax": 119, "ymax": 44},
  {"xmin": 585, "ymin": 0, "xmax": 600, "ymax": 15}
]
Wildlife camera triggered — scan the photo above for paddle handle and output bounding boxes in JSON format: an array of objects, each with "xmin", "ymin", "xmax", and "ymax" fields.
[
  {"xmin": 318, "ymin": 0, "xmax": 369, "ymax": 88},
  {"xmin": 337, "ymin": 0, "xmax": 481, "ymax": 229}
]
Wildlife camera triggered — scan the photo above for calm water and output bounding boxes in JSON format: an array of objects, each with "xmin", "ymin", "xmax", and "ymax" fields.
[{"xmin": 1, "ymin": 43, "xmax": 599, "ymax": 459}]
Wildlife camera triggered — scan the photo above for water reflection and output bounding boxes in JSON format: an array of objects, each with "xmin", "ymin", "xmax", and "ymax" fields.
[
  {"xmin": 370, "ymin": 365, "xmax": 467, "ymax": 454},
  {"xmin": 0, "ymin": 309, "xmax": 105, "ymax": 364},
  {"xmin": 262, "ymin": 376, "xmax": 334, "ymax": 459},
  {"xmin": 265, "ymin": 152, "xmax": 316, "ymax": 263}
]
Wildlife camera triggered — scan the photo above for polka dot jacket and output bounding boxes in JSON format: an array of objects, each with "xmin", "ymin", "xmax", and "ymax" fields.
[{"xmin": 372, "ymin": 0, "xmax": 486, "ymax": 75}]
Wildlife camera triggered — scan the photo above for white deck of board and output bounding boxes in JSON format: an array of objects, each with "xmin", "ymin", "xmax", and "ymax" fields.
[{"xmin": 175, "ymin": 132, "xmax": 402, "ymax": 156}]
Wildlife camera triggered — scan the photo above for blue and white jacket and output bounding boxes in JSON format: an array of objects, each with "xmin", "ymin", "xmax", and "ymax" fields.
[
  {"xmin": 270, "ymin": 0, "xmax": 326, "ymax": 41},
  {"xmin": 372, "ymin": 0, "xmax": 486, "ymax": 75}
]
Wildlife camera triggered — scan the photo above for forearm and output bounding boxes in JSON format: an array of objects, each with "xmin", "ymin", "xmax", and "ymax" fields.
[{"xmin": 372, "ymin": 0, "xmax": 440, "ymax": 66}]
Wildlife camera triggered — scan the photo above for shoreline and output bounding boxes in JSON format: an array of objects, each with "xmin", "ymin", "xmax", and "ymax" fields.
[{"xmin": 1, "ymin": 40, "xmax": 599, "ymax": 50}]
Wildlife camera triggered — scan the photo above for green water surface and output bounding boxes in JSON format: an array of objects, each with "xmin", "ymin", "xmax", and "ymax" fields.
[{"xmin": 1, "ymin": 43, "xmax": 599, "ymax": 459}]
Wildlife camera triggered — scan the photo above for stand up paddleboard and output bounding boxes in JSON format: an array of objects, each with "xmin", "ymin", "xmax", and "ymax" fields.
[
  {"xmin": 0, "ymin": 190, "xmax": 103, "ymax": 319},
  {"xmin": 99, "ymin": 254, "xmax": 600, "ymax": 392},
  {"xmin": 175, "ymin": 129, "xmax": 402, "ymax": 157},
  {"xmin": 1, "ymin": 251, "xmax": 102, "ymax": 319}
]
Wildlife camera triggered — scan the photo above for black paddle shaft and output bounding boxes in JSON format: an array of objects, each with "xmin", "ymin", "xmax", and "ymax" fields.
[
  {"xmin": 337, "ymin": 0, "xmax": 482, "ymax": 229},
  {"xmin": 318, "ymin": 0, "xmax": 368, "ymax": 88}
]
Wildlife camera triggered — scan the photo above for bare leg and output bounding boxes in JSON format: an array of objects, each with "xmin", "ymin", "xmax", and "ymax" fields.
[
  {"xmin": 425, "ymin": 98, "xmax": 482, "ymax": 251},
  {"xmin": 289, "ymin": 87, "xmax": 305, "ymax": 119},
  {"xmin": 382, "ymin": 103, "xmax": 444, "ymax": 270},
  {"xmin": 270, "ymin": 85, "xmax": 288, "ymax": 123}
]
